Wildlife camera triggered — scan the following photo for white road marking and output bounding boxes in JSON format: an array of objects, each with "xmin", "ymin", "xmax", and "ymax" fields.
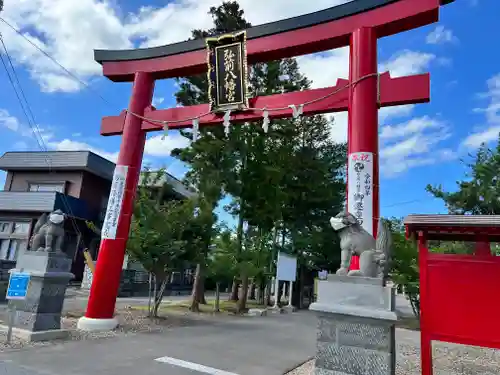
[{"xmin": 154, "ymin": 356, "xmax": 240, "ymax": 375}]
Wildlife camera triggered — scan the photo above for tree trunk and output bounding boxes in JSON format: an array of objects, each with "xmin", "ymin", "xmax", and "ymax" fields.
[
  {"xmin": 230, "ymin": 205, "xmax": 245, "ymax": 301},
  {"xmin": 249, "ymin": 282, "xmax": 256, "ymax": 300},
  {"xmin": 266, "ymin": 225, "xmax": 280, "ymax": 306},
  {"xmin": 236, "ymin": 273, "xmax": 249, "ymax": 313},
  {"xmin": 153, "ymin": 276, "xmax": 169, "ymax": 317},
  {"xmin": 195, "ymin": 266, "xmax": 207, "ymax": 304},
  {"xmin": 298, "ymin": 264, "xmax": 305, "ymax": 309},
  {"xmin": 229, "ymin": 278, "xmax": 239, "ymax": 301},
  {"xmin": 189, "ymin": 264, "xmax": 202, "ymax": 312},
  {"xmin": 147, "ymin": 273, "xmax": 154, "ymax": 317},
  {"xmin": 214, "ymin": 282, "xmax": 221, "ymax": 312},
  {"xmin": 258, "ymin": 281, "xmax": 265, "ymax": 305},
  {"xmin": 277, "ymin": 281, "xmax": 282, "ymax": 306}
]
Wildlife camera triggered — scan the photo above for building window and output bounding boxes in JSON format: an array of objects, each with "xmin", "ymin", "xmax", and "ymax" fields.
[
  {"xmin": 0, "ymin": 222, "xmax": 10, "ymax": 233},
  {"xmin": 0, "ymin": 221, "xmax": 30, "ymax": 261},
  {"xmin": 13, "ymin": 222, "xmax": 30, "ymax": 234},
  {"xmin": 29, "ymin": 183, "xmax": 65, "ymax": 193}
]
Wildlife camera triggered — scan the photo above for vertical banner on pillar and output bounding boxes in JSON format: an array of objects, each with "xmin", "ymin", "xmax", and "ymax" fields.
[
  {"xmin": 101, "ymin": 165, "xmax": 128, "ymax": 240},
  {"xmin": 347, "ymin": 152, "xmax": 374, "ymax": 235}
]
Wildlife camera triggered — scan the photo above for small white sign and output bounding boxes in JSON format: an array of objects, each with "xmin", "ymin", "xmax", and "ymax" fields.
[
  {"xmin": 101, "ymin": 165, "xmax": 128, "ymax": 239},
  {"xmin": 318, "ymin": 270, "xmax": 328, "ymax": 280},
  {"xmin": 276, "ymin": 252, "xmax": 297, "ymax": 282},
  {"xmin": 347, "ymin": 152, "xmax": 374, "ymax": 235}
]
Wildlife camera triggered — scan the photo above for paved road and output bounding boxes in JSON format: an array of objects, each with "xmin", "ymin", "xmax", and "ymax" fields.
[{"xmin": 0, "ymin": 311, "xmax": 317, "ymax": 375}]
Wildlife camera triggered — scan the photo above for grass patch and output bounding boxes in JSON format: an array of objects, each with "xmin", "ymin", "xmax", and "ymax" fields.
[
  {"xmin": 64, "ymin": 310, "xmax": 85, "ymax": 319},
  {"xmin": 131, "ymin": 299, "xmax": 267, "ymax": 315},
  {"xmin": 396, "ymin": 316, "xmax": 420, "ymax": 331}
]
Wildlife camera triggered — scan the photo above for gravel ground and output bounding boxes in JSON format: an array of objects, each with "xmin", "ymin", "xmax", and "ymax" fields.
[
  {"xmin": 0, "ymin": 307, "xmax": 208, "ymax": 352},
  {"xmin": 286, "ymin": 329, "xmax": 500, "ymax": 375}
]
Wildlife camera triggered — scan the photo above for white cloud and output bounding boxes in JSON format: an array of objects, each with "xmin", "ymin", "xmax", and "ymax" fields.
[
  {"xmin": 1, "ymin": 0, "xmax": 351, "ymax": 93},
  {"xmin": 152, "ymin": 96, "xmax": 165, "ymax": 107},
  {"xmin": 462, "ymin": 73, "xmax": 500, "ymax": 148},
  {"xmin": 298, "ymin": 49, "xmax": 436, "ymax": 144},
  {"xmin": 426, "ymin": 26, "xmax": 458, "ymax": 45},
  {"xmin": 380, "ymin": 116, "xmax": 445, "ymax": 140},
  {"xmin": 462, "ymin": 126, "xmax": 500, "ymax": 149},
  {"xmin": 379, "ymin": 105, "xmax": 415, "ymax": 125},
  {"xmin": 379, "ymin": 116, "xmax": 455, "ymax": 177},
  {"xmin": 46, "ymin": 138, "xmax": 119, "ymax": 162},
  {"xmin": 144, "ymin": 132, "xmax": 190, "ymax": 157},
  {"xmin": 298, "ymin": 49, "xmax": 349, "ymax": 90},
  {"xmin": 378, "ymin": 50, "xmax": 435, "ymax": 78},
  {"xmin": 0, "ymin": 109, "xmax": 22, "ymax": 131},
  {"xmin": 1, "ymin": 0, "xmax": 132, "ymax": 93}
]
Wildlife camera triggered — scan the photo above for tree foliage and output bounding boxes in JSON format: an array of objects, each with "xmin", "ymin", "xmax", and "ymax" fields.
[
  {"xmin": 388, "ymin": 218, "xmax": 420, "ymax": 319},
  {"xmin": 127, "ymin": 169, "xmax": 201, "ymax": 316},
  {"xmin": 426, "ymin": 138, "xmax": 500, "ymax": 255},
  {"xmin": 171, "ymin": 1, "xmax": 347, "ymax": 311},
  {"xmin": 426, "ymin": 139, "xmax": 500, "ymax": 214}
]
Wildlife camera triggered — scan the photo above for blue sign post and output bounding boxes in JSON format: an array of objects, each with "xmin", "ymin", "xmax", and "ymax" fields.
[
  {"xmin": 5, "ymin": 272, "xmax": 30, "ymax": 344},
  {"xmin": 6, "ymin": 272, "xmax": 31, "ymax": 300}
]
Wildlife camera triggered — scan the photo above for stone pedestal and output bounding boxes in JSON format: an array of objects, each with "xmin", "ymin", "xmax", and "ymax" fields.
[
  {"xmin": 309, "ymin": 275, "xmax": 398, "ymax": 375},
  {"xmin": 4, "ymin": 251, "xmax": 74, "ymax": 341}
]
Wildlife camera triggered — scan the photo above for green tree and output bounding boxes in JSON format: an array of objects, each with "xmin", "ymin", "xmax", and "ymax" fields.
[
  {"xmin": 207, "ymin": 230, "xmax": 238, "ymax": 312},
  {"xmin": 388, "ymin": 218, "xmax": 420, "ymax": 319},
  {"xmin": 426, "ymin": 138, "xmax": 500, "ymax": 255},
  {"xmin": 127, "ymin": 169, "xmax": 199, "ymax": 317},
  {"xmin": 173, "ymin": 1, "xmax": 346, "ymax": 310},
  {"xmin": 172, "ymin": 1, "xmax": 249, "ymax": 307},
  {"xmin": 426, "ymin": 139, "xmax": 500, "ymax": 214}
]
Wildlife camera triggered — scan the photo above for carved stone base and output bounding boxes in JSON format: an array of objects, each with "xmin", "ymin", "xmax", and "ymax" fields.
[
  {"xmin": 5, "ymin": 251, "xmax": 74, "ymax": 336},
  {"xmin": 309, "ymin": 275, "xmax": 398, "ymax": 375}
]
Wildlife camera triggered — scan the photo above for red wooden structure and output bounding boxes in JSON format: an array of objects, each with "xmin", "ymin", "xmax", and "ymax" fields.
[
  {"xmin": 77, "ymin": 0, "xmax": 454, "ymax": 330},
  {"xmin": 404, "ymin": 214, "xmax": 500, "ymax": 375}
]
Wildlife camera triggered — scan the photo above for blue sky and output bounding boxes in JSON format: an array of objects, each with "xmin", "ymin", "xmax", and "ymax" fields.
[{"xmin": 0, "ymin": 0, "xmax": 498, "ymax": 227}]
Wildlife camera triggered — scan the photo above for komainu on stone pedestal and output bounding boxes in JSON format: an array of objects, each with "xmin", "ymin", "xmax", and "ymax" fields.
[
  {"xmin": 330, "ymin": 211, "xmax": 392, "ymax": 279},
  {"xmin": 309, "ymin": 213, "xmax": 397, "ymax": 375},
  {"xmin": 30, "ymin": 210, "xmax": 66, "ymax": 253},
  {"xmin": 4, "ymin": 210, "xmax": 74, "ymax": 341},
  {"xmin": 310, "ymin": 276, "xmax": 398, "ymax": 375}
]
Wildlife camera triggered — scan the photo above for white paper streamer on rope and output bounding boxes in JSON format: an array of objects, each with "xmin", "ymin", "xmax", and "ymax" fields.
[
  {"xmin": 289, "ymin": 104, "xmax": 304, "ymax": 119},
  {"xmin": 192, "ymin": 118, "xmax": 199, "ymax": 142},
  {"xmin": 223, "ymin": 110, "xmax": 231, "ymax": 137},
  {"xmin": 262, "ymin": 109, "xmax": 270, "ymax": 133},
  {"xmin": 161, "ymin": 123, "xmax": 169, "ymax": 139}
]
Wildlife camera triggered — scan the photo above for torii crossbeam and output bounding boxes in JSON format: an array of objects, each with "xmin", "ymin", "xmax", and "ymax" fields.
[
  {"xmin": 77, "ymin": 0, "xmax": 454, "ymax": 332},
  {"xmin": 100, "ymin": 72, "xmax": 429, "ymax": 135}
]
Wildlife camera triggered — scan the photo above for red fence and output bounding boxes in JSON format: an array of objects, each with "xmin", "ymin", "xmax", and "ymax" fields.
[{"xmin": 405, "ymin": 214, "xmax": 500, "ymax": 375}]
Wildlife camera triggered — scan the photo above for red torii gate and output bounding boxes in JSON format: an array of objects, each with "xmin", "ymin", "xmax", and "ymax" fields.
[{"xmin": 78, "ymin": 0, "xmax": 454, "ymax": 330}]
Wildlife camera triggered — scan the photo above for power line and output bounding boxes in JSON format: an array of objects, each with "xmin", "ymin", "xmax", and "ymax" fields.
[
  {"xmin": 0, "ymin": 16, "xmax": 114, "ymax": 108},
  {"xmin": 0, "ymin": 33, "xmax": 82, "ymax": 238},
  {"xmin": 0, "ymin": 36, "xmax": 46, "ymax": 152}
]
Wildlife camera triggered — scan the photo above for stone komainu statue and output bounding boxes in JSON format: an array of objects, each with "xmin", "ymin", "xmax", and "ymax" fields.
[
  {"xmin": 29, "ymin": 210, "xmax": 66, "ymax": 253},
  {"xmin": 330, "ymin": 211, "xmax": 392, "ymax": 279}
]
